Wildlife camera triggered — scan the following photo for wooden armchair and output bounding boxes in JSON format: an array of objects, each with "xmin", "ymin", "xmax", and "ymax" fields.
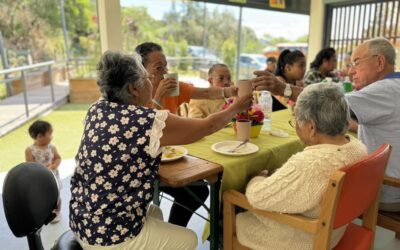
[
  {"xmin": 377, "ymin": 176, "xmax": 400, "ymax": 239},
  {"xmin": 224, "ymin": 144, "xmax": 391, "ymax": 250}
]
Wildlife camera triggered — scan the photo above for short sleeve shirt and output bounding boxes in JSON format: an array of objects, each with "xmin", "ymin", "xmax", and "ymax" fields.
[
  {"xmin": 346, "ymin": 73, "xmax": 400, "ymax": 203},
  {"xmin": 163, "ymin": 81, "xmax": 195, "ymax": 114},
  {"xmin": 69, "ymin": 100, "xmax": 162, "ymax": 246}
]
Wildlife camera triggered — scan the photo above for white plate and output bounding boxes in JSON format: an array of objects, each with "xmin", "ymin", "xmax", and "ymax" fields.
[
  {"xmin": 211, "ymin": 141, "xmax": 259, "ymax": 156},
  {"xmin": 161, "ymin": 146, "xmax": 188, "ymax": 162}
]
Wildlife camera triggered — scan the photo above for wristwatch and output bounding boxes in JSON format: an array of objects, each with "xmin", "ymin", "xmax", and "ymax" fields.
[{"xmin": 284, "ymin": 83, "xmax": 292, "ymax": 99}]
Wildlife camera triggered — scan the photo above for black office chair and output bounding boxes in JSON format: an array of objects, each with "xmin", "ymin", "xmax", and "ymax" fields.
[{"xmin": 2, "ymin": 162, "xmax": 82, "ymax": 250}]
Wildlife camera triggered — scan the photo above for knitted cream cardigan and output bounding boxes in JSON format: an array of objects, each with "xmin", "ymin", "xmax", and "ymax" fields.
[{"xmin": 236, "ymin": 137, "xmax": 367, "ymax": 250}]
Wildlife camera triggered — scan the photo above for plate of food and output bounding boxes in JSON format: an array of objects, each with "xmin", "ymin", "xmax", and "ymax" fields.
[
  {"xmin": 211, "ymin": 141, "xmax": 259, "ymax": 156},
  {"xmin": 161, "ymin": 146, "xmax": 188, "ymax": 162}
]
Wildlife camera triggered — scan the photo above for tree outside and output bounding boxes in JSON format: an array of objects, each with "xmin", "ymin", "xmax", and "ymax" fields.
[{"xmin": 0, "ymin": 0, "xmax": 309, "ymax": 80}]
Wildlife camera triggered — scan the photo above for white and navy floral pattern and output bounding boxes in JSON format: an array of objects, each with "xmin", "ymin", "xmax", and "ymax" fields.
[{"xmin": 69, "ymin": 100, "xmax": 161, "ymax": 246}]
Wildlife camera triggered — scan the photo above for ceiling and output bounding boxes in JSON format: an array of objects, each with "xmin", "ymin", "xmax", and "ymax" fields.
[{"xmin": 191, "ymin": 0, "xmax": 311, "ymax": 15}]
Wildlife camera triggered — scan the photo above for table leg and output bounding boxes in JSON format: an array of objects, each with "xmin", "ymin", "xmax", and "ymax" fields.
[
  {"xmin": 210, "ymin": 180, "xmax": 220, "ymax": 250},
  {"xmin": 153, "ymin": 179, "xmax": 160, "ymax": 206}
]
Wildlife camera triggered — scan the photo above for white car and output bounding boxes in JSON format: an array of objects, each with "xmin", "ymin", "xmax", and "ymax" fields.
[{"xmin": 239, "ymin": 54, "xmax": 266, "ymax": 79}]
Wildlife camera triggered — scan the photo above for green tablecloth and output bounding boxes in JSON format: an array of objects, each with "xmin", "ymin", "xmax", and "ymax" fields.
[{"xmin": 184, "ymin": 109, "xmax": 305, "ymax": 194}]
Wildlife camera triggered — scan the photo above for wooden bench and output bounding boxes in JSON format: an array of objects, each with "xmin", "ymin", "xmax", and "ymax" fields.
[{"xmin": 377, "ymin": 176, "xmax": 400, "ymax": 239}]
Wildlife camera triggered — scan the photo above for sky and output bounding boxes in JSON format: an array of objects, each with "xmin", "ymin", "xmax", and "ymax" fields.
[{"xmin": 120, "ymin": 0, "xmax": 310, "ymax": 40}]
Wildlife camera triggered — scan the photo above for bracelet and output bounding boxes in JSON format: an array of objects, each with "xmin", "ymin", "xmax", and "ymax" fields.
[{"xmin": 152, "ymin": 98, "xmax": 163, "ymax": 108}]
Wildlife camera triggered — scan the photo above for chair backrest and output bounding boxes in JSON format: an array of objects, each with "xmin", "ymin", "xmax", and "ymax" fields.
[
  {"xmin": 177, "ymin": 102, "xmax": 189, "ymax": 117},
  {"xmin": 2, "ymin": 162, "xmax": 59, "ymax": 237},
  {"xmin": 334, "ymin": 144, "xmax": 392, "ymax": 228}
]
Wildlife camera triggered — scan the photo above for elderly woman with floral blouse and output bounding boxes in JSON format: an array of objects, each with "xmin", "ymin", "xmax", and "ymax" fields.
[
  {"xmin": 135, "ymin": 42, "xmax": 238, "ymax": 228},
  {"xmin": 69, "ymin": 51, "xmax": 251, "ymax": 249}
]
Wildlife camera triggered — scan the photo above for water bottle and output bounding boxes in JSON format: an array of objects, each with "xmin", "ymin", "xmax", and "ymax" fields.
[{"xmin": 258, "ymin": 91, "xmax": 272, "ymax": 131}]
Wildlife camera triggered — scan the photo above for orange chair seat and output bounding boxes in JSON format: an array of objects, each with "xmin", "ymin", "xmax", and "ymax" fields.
[{"xmin": 334, "ymin": 223, "xmax": 373, "ymax": 250}]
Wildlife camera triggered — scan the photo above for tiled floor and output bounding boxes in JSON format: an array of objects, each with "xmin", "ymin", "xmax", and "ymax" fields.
[{"xmin": 0, "ymin": 160, "xmax": 399, "ymax": 250}]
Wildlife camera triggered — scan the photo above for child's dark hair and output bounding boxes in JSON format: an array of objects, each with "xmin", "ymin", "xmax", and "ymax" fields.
[
  {"xmin": 275, "ymin": 49, "xmax": 305, "ymax": 78},
  {"xmin": 28, "ymin": 120, "xmax": 52, "ymax": 139},
  {"xmin": 310, "ymin": 47, "xmax": 336, "ymax": 69}
]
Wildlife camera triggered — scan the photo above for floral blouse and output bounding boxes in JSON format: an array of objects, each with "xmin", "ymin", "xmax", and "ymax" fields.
[
  {"xmin": 304, "ymin": 67, "xmax": 340, "ymax": 86},
  {"xmin": 69, "ymin": 100, "xmax": 168, "ymax": 246}
]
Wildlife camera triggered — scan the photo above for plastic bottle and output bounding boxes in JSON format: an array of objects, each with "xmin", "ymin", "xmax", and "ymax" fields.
[
  {"xmin": 342, "ymin": 76, "xmax": 353, "ymax": 93},
  {"xmin": 258, "ymin": 91, "xmax": 272, "ymax": 131}
]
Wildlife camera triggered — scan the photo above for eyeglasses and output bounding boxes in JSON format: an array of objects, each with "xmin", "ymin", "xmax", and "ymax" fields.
[
  {"xmin": 347, "ymin": 55, "xmax": 378, "ymax": 69},
  {"xmin": 288, "ymin": 118, "xmax": 296, "ymax": 128},
  {"xmin": 151, "ymin": 65, "xmax": 168, "ymax": 73}
]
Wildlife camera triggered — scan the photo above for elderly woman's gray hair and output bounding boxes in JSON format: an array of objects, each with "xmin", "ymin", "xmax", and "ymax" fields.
[
  {"xmin": 97, "ymin": 51, "xmax": 147, "ymax": 104},
  {"xmin": 295, "ymin": 83, "xmax": 349, "ymax": 136},
  {"xmin": 366, "ymin": 37, "xmax": 396, "ymax": 65}
]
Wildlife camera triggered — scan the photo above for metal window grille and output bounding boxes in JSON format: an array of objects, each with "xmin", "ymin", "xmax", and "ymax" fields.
[{"xmin": 325, "ymin": 0, "xmax": 400, "ymax": 69}]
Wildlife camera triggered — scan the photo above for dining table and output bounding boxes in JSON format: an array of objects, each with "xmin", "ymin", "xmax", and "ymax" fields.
[
  {"xmin": 184, "ymin": 109, "xmax": 305, "ymax": 194},
  {"xmin": 155, "ymin": 109, "xmax": 306, "ymax": 249}
]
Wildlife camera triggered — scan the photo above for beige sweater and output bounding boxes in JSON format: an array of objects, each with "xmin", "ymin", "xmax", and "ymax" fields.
[
  {"xmin": 188, "ymin": 99, "xmax": 226, "ymax": 119},
  {"xmin": 236, "ymin": 137, "xmax": 367, "ymax": 250}
]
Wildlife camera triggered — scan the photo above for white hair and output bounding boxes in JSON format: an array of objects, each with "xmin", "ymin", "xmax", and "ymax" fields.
[
  {"xmin": 97, "ymin": 51, "xmax": 147, "ymax": 104},
  {"xmin": 365, "ymin": 37, "xmax": 396, "ymax": 65},
  {"xmin": 295, "ymin": 83, "xmax": 349, "ymax": 136}
]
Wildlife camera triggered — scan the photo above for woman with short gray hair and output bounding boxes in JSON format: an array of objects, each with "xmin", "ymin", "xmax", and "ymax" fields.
[
  {"xmin": 69, "ymin": 51, "xmax": 252, "ymax": 249},
  {"xmin": 295, "ymin": 83, "xmax": 349, "ymax": 137},
  {"xmin": 235, "ymin": 83, "xmax": 368, "ymax": 250},
  {"xmin": 96, "ymin": 51, "xmax": 148, "ymax": 104}
]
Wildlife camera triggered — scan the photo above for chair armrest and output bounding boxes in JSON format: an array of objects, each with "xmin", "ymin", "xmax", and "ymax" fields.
[
  {"xmin": 223, "ymin": 190, "xmax": 319, "ymax": 233},
  {"xmin": 383, "ymin": 176, "xmax": 400, "ymax": 188}
]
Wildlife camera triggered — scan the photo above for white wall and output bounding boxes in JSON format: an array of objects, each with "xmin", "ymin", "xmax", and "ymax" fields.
[
  {"xmin": 97, "ymin": 0, "xmax": 123, "ymax": 53},
  {"xmin": 307, "ymin": 0, "xmax": 325, "ymax": 68}
]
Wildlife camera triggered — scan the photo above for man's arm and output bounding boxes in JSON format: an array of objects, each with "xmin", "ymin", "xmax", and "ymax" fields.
[{"xmin": 252, "ymin": 70, "xmax": 303, "ymax": 102}]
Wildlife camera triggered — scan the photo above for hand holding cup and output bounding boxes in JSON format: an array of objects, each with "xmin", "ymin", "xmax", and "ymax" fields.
[
  {"xmin": 163, "ymin": 73, "xmax": 179, "ymax": 96},
  {"xmin": 237, "ymin": 79, "xmax": 253, "ymax": 97}
]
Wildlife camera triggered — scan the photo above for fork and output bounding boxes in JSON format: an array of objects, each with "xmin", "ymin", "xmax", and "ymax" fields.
[{"xmin": 228, "ymin": 139, "xmax": 249, "ymax": 153}]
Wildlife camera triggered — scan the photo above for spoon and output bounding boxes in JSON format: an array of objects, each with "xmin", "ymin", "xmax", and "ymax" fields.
[{"xmin": 228, "ymin": 139, "xmax": 249, "ymax": 153}]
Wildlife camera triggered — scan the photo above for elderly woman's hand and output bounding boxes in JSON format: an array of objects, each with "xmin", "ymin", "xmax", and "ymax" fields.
[
  {"xmin": 154, "ymin": 78, "xmax": 178, "ymax": 101},
  {"xmin": 229, "ymin": 93, "xmax": 252, "ymax": 113},
  {"xmin": 224, "ymin": 86, "xmax": 238, "ymax": 97},
  {"xmin": 252, "ymin": 70, "xmax": 286, "ymax": 96}
]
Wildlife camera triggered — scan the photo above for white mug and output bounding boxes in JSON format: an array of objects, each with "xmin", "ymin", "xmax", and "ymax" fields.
[
  {"xmin": 236, "ymin": 119, "xmax": 251, "ymax": 141},
  {"xmin": 163, "ymin": 73, "xmax": 179, "ymax": 96},
  {"xmin": 237, "ymin": 80, "xmax": 252, "ymax": 97}
]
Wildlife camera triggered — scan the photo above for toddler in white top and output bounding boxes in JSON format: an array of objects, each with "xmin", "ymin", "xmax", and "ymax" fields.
[{"xmin": 25, "ymin": 120, "xmax": 62, "ymax": 223}]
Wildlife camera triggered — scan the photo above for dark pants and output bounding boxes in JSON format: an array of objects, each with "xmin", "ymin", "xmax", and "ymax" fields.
[{"xmin": 160, "ymin": 181, "xmax": 209, "ymax": 227}]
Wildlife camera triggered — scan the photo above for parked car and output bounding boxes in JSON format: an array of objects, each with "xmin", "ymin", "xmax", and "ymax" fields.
[
  {"xmin": 239, "ymin": 53, "xmax": 266, "ymax": 79},
  {"xmin": 188, "ymin": 46, "xmax": 220, "ymax": 61},
  {"xmin": 188, "ymin": 45, "xmax": 221, "ymax": 70}
]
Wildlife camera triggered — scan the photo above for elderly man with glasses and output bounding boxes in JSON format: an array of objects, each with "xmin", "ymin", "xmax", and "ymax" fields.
[{"xmin": 252, "ymin": 37, "xmax": 400, "ymax": 212}]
